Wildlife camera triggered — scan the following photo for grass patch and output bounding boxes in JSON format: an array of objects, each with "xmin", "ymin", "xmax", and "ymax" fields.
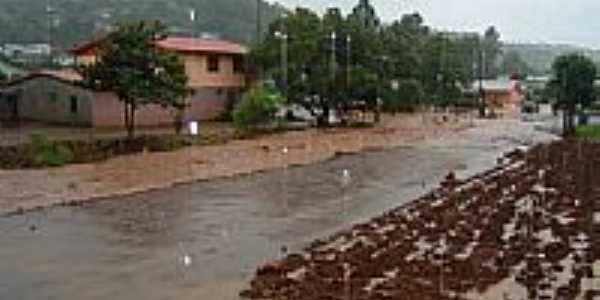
[
  {"xmin": 0, "ymin": 133, "xmax": 229, "ymax": 169},
  {"xmin": 576, "ymin": 125, "xmax": 600, "ymax": 138}
]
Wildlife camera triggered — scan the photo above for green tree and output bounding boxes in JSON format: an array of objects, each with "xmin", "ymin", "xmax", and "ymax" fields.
[
  {"xmin": 233, "ymin": 83, "xmax": 284, "ymax": 131},
  {"xmin": 254, "ymin": 7, "xmax": 498, "ymax": 122},
  {"xmin": 421, "ymin": 33, "xmax": 471, "ymax": 107},
  {"xmin": 383, "ymin": 79, "xmax": 424, "ymax": 113},
  {"xmin": 80, "ymin": 21, "xmax": 190, "ymax": 139},
  {"xmin": 348, "ymin": 0, "xmax": 381, "ymax": 30},
  {"xmin": 483, "ymin": 26, "xmax": 502, "ymax": 78},
  {"xmin": 549, "ymin": 53, "xmax": 597, "ymax": 135}
]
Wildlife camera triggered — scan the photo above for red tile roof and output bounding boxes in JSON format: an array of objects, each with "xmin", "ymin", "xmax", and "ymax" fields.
[
  {"xmin": 70, "ymin": 36, "xmax": 248, "ymax": 56},
  {"xmin": 156, "ymin": 37, "xmax": 248, "ymax": 55},
  {"xmin": 36, "ymin": 69, "xmax": 83, "ymax": 82},
  {"xmin": 3, "ymin": 69, "xmax": 84, "ymax": 88}
]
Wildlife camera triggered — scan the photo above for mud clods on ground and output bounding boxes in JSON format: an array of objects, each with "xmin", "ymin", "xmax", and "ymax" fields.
[{"xmin": 241, "ymin": 140, "xmax": 600, "ymax": 300}]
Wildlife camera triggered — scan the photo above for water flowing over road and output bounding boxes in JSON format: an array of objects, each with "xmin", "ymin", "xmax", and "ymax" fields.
[{"xmin": 0, "ymin": 119, "xmax": 556, "ymax": 300}]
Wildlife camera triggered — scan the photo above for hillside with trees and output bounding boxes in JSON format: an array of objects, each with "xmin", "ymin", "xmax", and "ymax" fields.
[
  {"xmin": 502, "ymin": 43, "xmax": 600, "ymax": 75},
  {"xmin": 0, "ymin": 0, "xmax": 283, "ymax": 48}
]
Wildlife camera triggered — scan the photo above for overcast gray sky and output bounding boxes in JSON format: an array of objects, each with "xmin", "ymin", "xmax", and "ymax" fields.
[{"xmin": 269, "ymin": 0, "xmax": 600, "ymax": 48}]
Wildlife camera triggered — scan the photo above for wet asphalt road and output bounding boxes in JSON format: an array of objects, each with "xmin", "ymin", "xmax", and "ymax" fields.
[{"xmin": 0, "ymin": 119, "xmax": 557, "ymax": 300}]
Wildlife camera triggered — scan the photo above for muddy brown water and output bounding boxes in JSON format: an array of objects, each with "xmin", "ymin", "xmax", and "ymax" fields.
[{"xmin": 0, "ymin": 120, "xmax": 557, "ymax": 300}]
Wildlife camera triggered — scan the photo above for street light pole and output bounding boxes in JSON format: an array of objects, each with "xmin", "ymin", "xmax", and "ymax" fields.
[
  {"xmin": 256, "ymin": 0, "xmax": 262, "ymax": 44},
  {"xmin": 478, "ymin": 39, "xmax": 486, "ymax": 118},
  {"xmin": 331, "ymin": 31, "xmax": 337, "ymax": 83},
  {"xmin": 329, "ymin": 31, "xmax": 337, "ymax": 125},
  {"xmin": 46, "ymin": 0, "xmax": 56, "ymax": 66},
  {"xmin": 346, "ymin": 35, "xmax": 351, "ymax": 95},
  {"xmin": 275, "ymin": 31, "xmax": 289, "ymax": 101},
  {"xmin": 256, "ymin": 0, "xmax": 263, "ymax": 80}
]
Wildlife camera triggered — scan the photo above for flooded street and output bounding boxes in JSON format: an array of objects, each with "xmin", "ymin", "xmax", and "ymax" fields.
[{"xmin": 0, "ymin": 119, "xmax": 557, "ymax": 300}]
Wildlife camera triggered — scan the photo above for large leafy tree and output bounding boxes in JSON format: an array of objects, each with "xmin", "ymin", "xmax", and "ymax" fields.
[
  {"xmin": 80, "ymin": 21, "xmax": 190, "ymax": 138},
  {"xmin": 254, "ymin": 7, "xmax": 498, "ymax": 121},
  {"xmin": 420, "ymin": 34, "xmax": 472, "ymax": 106},
  {"xmin": 549, "ymin": 53, "xmax": 597, "ymax": 136},
  {"xmin": 482, "ymin": 26, "xmax": 502, "ymax": 78}
]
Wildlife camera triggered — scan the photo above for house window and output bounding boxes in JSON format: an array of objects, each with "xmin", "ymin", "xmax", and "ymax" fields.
[
  {"xmin": 207, "ymin": 55, "xmax": 219, "ymax": 73},
  {"xmin": 233, "ymin": 55, "xmax": 244, "ymax": 73},
  {"xmin": 70, "ymin": 95, "xmax": 78, "ymax": 114}
]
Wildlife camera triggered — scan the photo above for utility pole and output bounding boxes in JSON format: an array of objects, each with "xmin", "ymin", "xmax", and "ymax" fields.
[
  {"xmin": 46, "ymin": 0, "xmax": 56, "ymax": 67},
  {"xmin": 256, "ymin": 0, "xmax": 262, "ymax": 44},
  {"xmin": 256, "ymin": 0, "xmax": 263, "ymax": 81},
  {"xmin": 275, "ymin": 30, "xmax": 288, "ymax": 101},
  {"xmin": 328, "ymin": 31, "xmax": 337, "ymax": 125},
  {"xmin": 376, "ymin": 56, "xmax": 387, "ymax": 124},
  {"xmin": 346, "ymin": 35, "xmax": 351, "ymax": 97},
  {"xmin": 331, "ymin": 31, "xmax": 337, "ymax": 84},
  {"xmin": 283, "ymin": 34, "xmax": 288, "ymax": 101},
  {"xmin": 478, "ymin": 44, "xmax": 486, "ymax": 118}
]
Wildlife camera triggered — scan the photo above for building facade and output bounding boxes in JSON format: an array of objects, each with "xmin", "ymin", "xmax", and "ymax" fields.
[
  {"xmin": 0, "ymin": 37, "xmax": 248, "ymax": 127},
  {"xmin": 471, "ymin": 79, "xmax": 524, "ymax": 116}
]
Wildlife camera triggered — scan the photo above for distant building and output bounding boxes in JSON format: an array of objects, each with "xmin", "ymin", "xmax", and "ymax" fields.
[
  {"xmin": 470, "ymin": 79, "xmax": 524, "ymax": 116},
  {"xmin": 0, "ymin": 36, "xmax": 249, "ymax": 127},
  {"xmin": 0, "ymin": 59, "xmax": 26, "ymax": 80},
  {"xmin": 1, "ymin": 43, "xmax": 52, "ymax": 64}
]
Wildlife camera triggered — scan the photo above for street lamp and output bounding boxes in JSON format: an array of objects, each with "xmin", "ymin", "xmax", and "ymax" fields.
[
  {"xmin": 328, "ymin": 31, "xmax": 337, "ymax": 125},
  {"xmin": 46, "ymin": 0, "xmax": 57, "ymax": 66},
  {"xmin": 346, "ymin": 35, "xmax": 352, "ymax": 95},
  {"xmin": 376, "ymin": 55, "xmax": 389, "ymax": 123},
  {"xmin": 274, "ymin": 31, "xmax": 289, "ymax": 101},
  {"xmin": 330, "ymin": 31, "xmax": 337, "ymax": 79}
]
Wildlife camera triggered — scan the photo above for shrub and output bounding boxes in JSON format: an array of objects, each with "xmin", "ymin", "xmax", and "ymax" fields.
[
  {"xmin": 233, "ymin": 84, "xmax": 284, "ymax": 131},
  {"xmin": 576, "ymin": 125, "xmax": 600, "ymax": 139},
  {"xmin": 27, "ymin": 134, "xmax": 74, "ymax": 167}
]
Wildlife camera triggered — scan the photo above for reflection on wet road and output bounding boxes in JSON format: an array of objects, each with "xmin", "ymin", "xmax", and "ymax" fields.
[{"xmin": 0, "ymin": 120, "xmax": 556, "ymax": 300}]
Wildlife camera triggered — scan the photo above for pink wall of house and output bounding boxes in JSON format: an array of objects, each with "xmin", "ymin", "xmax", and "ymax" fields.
[
  {"xmin": 484, "ymin": 80, "xmax": 524, "ymax": 115},
  {"xmin": 183, "ymin": 54, "xmax": 246, "ymax": 88},
  {"xmin": 91, "ymin": 90, "xmax": 229, "ymax": 128}
]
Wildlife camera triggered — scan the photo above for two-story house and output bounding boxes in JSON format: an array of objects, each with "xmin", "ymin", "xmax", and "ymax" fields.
[{"xmin": 0, "ymin": 36, "xmax": 248, "ymax": 127}]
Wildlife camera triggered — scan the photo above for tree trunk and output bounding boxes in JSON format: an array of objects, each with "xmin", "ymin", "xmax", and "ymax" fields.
[
  {"xmin": 129, "ymin": 102, "xmax": 136, "ymax": 140},
  {"xmin": 124, "ymin": 101, "xmax": 131, "ymax": 139},
  {"xmin": 174, "ymin": 109, "xmax": 184, "ymax": 135},
  {"xmin": 123, "ymin": 101, "xmax": 135, "ymax": 140}
]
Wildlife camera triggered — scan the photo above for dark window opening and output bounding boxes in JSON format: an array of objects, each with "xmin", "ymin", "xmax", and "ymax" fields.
[
  {"xmin": 70, "ymin": 95, "xmax": 78, "ymax": 114},
  {"xmin": 233, "ymin": 55, "xmax": 244, "ymax": 73},
  {"xmin": 207, "ymin": 55, "xmax": 220, "ymax": 73}
]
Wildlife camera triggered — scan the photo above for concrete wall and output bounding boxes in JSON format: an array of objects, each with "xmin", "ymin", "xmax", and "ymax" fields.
[{"xmin": 2, "ymin": 77, "xmax": 94, "ymax": 125}]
